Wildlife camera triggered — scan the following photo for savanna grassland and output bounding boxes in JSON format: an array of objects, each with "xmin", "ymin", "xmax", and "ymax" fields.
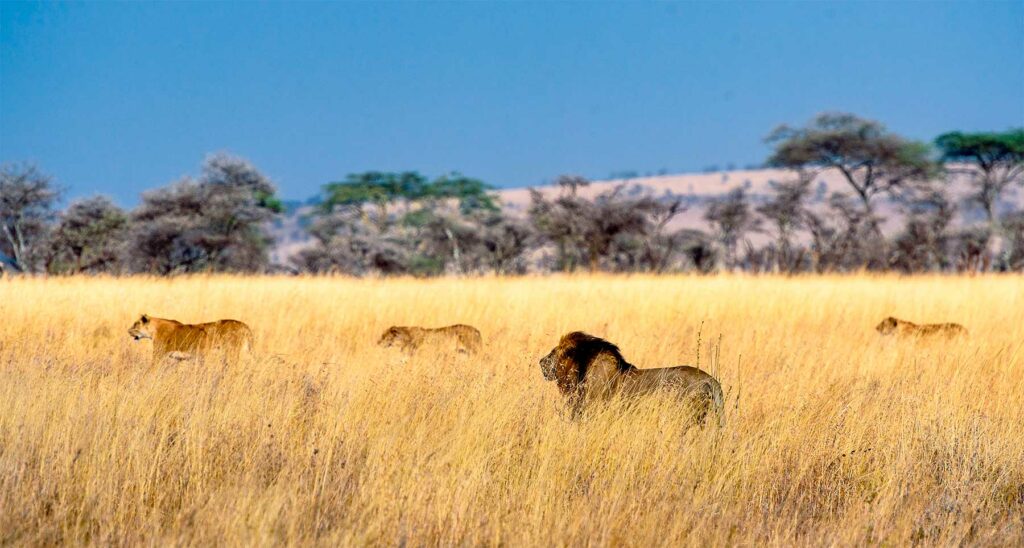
[{"xmin": 1, "ymin": 275, "xmax": 1022, "ymax": 546}]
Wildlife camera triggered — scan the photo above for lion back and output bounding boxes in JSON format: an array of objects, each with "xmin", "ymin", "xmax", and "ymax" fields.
[
  {"xmin": 204, "ymin": 320, "xmax": 254, "ymax": 353},
  {"xmin": 919, "ymin": 322, "xmax": 968, "ymax": 337},
  {"xmin": 632, "ymin": 366, "xmax": 725, "ymax": 425},
  {"xmin": 447, "ymin": 324, "xmax": 482, "ymax": 353}
]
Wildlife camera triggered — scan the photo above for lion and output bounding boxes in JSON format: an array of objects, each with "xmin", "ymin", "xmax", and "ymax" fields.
[
  {"xmin": 538, "ymin": 331, "xmax": 724, "ymax": 425},
  {"xmin": 875, "ymin": 316, "xmax": 967, "ymax": 338},
  {"xmin": 127, "ymin": 314, "xmax": 253, "ymax": 362},
  {"xmin": 378, "ymin": 324, "xmax": 483, "ymax": 354}
]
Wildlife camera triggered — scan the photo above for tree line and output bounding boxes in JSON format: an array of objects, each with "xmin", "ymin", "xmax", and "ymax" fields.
[{"xmin": 2, "ymin": 113, "xmax": 1022, "ymax": 276}]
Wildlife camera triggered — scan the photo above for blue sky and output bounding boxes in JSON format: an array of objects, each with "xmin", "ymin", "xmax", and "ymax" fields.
[{"xmin": 2, "ymin": 1, "xmax": 1022, "ymax": 205}]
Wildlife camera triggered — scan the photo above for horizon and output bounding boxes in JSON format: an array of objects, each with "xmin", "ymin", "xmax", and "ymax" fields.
[{"xmin": 2, "ymin": 1, "xmax": 1022, "ymax": 206}]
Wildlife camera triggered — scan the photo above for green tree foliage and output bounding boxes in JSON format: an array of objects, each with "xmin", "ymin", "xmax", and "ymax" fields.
[
  {"xmin": 935, "ymin": 129, "xmax": 1024, "ymax": 223},
  {"xmin": 321, "ymin": 171, "xmax": 428, "ymax": 228},
  {"xmin": 424, "ymin": 173, "xmax": 498, "ymax": 214},
  {"xmin": 322, "ymin": 171, "xmax": 495, "ymax": 217},
  {"xmin": 767, "ymin": 113, "xmax": 937, "ymax": 229},
  {"xmin": 4, "ymin": 118, "xmax": 1021, "ymax": 277},
  {"xmin": 303, "ymin": 171, "xmax": 514, "ymax": 275}
]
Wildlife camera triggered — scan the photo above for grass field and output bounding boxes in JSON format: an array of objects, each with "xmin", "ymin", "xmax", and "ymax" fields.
[{"xmin": 1, "ymin": 274, "xmax": 1023, "ymax": 546}]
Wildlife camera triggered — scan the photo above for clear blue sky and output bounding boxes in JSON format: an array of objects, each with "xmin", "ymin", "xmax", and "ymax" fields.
[{"xmin": 2, "ymin": 1, "xmax": 1022, "ymax": 205}]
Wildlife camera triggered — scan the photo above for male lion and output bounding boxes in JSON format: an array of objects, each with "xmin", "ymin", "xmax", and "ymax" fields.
[
  {"xmin": 875, "ymin": 316, "xmax": 967, "ymax": 338},
  {"xmin": 378, "ymin": 324, "xmax": 482, "ymax": 354},
  {"xmin": 539, "ymin": 331, "xmax": 724, "ymax": 424},
  {"xmin": 127, "ymin": 314, "xmax": 253, "ymax": 362}
]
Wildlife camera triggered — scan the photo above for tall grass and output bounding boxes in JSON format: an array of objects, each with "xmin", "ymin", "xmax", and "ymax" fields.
[{"xmin": 1, "ymin": 274, "xmax": 1022, "ymax": 545}]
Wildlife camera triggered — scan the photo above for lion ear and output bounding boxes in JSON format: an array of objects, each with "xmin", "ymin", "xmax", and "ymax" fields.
[{"xmin": 141, "ymin": 314, "xmax": 149, "ymax": 323}]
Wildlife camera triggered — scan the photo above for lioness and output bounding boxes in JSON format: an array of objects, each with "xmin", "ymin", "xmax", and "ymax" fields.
[
  {"xmin": 127, "ymin": 314, "xmax": 253, "ymax": 362},
  {"xmin": 378, "ymin": 324, "xmax": 483, "ymax": 354},
  {"xmin": 875, "ymin": 316, "xmax": 967, "ymax": 338},
  {"xmin": 539, "ymin": 331, "xmax": 724, "ymax": 424}
]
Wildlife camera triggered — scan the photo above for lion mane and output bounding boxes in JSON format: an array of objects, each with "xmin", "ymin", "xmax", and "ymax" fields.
[{"xmin": 539, "ymin": 331, "xmax": 724, "ymax": 424}]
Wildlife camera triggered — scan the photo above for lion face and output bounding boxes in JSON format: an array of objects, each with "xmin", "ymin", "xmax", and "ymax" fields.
[
  {"xmin": 378, "ymin": 327, "xmax": 410, "ymax": 349},
  {"xmin": 876, "ymin": 317, "xmax": 899, "ymax": 334},
  {"xmin": 539, "ymin": 346, "xmax": 559, "ymax": 381},
  {"xmin": 128, "ymin": 314, "xmax": 154, "ymax": 341}
]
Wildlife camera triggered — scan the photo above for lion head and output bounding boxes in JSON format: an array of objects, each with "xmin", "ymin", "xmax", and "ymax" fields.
[
  {"xmin": 127, "ymin": 314, "xmax": 154, "ymax": 341},
  {"xmin": 875, "ymin": 316, "xmax": 899, "ymax": 335},
  {"xmin": 378, "ymin": 326, "xmax": 412, "ymax": 349},
  {"xmin": 538, "ymin": 331, "xmax": 632, "ymax": 394}
]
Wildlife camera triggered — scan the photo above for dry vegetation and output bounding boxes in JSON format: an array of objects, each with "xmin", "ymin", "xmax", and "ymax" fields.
[{"xmin": 1, "ymin": 274, "xmax": 1023, "ymax": 546}]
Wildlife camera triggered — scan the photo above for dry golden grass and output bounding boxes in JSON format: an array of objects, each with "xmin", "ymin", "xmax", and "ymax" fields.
[{"xmin": 1, "ymin": 274, "xmax": 1023, "ymax": 546}]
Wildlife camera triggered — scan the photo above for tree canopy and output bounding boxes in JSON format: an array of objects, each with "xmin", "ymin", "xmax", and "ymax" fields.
[
  {"xmin": 935, "ymin": 129, "xmax": 1024, "ymax": 168},
  {"xmin": 766, "ymin": 113, "xmax": 936, "ymax": 214}
]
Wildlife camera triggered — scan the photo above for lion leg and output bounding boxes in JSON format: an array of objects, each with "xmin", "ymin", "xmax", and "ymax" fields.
[
  {"xmin": 688, "ymin": 384, "xmax": 719, "ymax": 428},
  {"xmin": 692, "ymin": 393, "xmax": 711, "ymax": 426},
  {"xmin": 566, "ymin": 394, "xmax": 586, "ymax": 420}
]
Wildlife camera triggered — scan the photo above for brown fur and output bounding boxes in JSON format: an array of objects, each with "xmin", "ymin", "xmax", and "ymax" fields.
[
  {"xmin": 875, "ymin": 316, "xmax": 967, "ymax": 338},
  {"xmin": 127, "ymin": 314, "xmax": 253, "ymax": 362},
  {"xmin": 538, "ymin": 331, "xmax": 724, "ymax": 424},
  {"xmin": 378, "ymin": 324, "xmax": 483, "ymax": 354}
]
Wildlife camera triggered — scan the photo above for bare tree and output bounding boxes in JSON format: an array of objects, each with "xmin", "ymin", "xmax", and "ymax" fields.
[
  {"xmin": 704, "ymin": 188, "xmax": 761, "ymax": 270},
  {"xmin": 634, "ymin": 199, "xmax": 686, "ymax": 272},
  {"xmin": 0, "ymin": 163, "xmax": 62, "ymax": 273},
  {"xmin": 889, "ymin": 190, "xmax": 956, "ymax": 272},
  {"xmin": 529, "ymin": 178, "xmax": 683, "ymax": 272},
  {"xmin": 757, "ymin": 177, "xmax": 812, "ymax": 272},
  {"xmin": 999, "ymin": 211, "xmax": 1024, "ymax": 272}
]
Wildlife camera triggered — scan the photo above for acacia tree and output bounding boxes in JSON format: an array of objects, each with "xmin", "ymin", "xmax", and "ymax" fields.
[
  {"xmin": 935, "ymin": 129, "xmax": 1024, "ymax": 268},
  {"xmin": 936, "ymin": 130, "xmax": 1024, "ymax": 225},
  {"xmin": 0, "ymin": 163, "xmax": 61, "ymax": 273},
  {"xmin": 321, "ymin": 171, "xmax": 428, "ymax": 229},
  {"xmin": 766, "ymin": 113, "xmax": 936, "ymax": 238}
]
